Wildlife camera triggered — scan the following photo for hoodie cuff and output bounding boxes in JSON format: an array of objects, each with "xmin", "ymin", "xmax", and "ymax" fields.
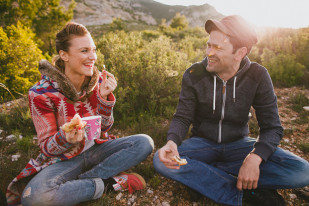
[
  {"xmin": 252, "ymin": 143, "xmax": 274, "ymax": 162},
  {"xmin": 167, "ymin": 134, "xmax": 182, "ymax": 146}
]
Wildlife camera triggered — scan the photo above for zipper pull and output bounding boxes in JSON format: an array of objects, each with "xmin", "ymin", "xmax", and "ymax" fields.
[{"xmin": 222, "ymin": 81, "xmax": 227, "ymax": 94}]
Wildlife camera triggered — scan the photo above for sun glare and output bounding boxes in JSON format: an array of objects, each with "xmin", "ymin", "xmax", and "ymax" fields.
[{"xmin": 153, "ymin": 0, "xmax": 309, "ymax": 28}]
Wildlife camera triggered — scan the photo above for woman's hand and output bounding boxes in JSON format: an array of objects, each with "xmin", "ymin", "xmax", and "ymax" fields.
[
  {"xmin": 65, "ymin": 127, "xmax": 84, "ymax": 144},
  {"xmin": 100, "ymin": 70, "xmax": 117, "ymax": 100}
]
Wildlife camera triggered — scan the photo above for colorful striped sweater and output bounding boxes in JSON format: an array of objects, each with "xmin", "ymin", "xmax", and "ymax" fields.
[{"xmin": 6, "ymin": 60, "xmax": 116, "ymax": 206}]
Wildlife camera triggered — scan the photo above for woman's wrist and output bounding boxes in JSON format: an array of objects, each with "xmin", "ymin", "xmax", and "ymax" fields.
[{"xmin": 100, "ymin": 92, "xmax": 108, "ymax": 100}]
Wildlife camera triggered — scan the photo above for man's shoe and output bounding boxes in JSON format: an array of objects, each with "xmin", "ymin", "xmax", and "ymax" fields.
[
  {"xmin": 243, "ymin": 189, "xmax": 286, "ymax": 206},
  {"xmin": 187, "ymin": 187, "xmax": 203, "ymax": 202},
  {"xmin": 292, "ymin": 188, "xmax": 309, "ymax": 201},
  {"xmin": 112, "ymin": 172, "xmax": 146, "ymax": 194}
]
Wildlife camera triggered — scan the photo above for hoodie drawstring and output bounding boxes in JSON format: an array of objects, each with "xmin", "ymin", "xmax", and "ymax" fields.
[
  {"xmin": 233, "ymin": 76, "xmax": 237, "ymax": 103},
  {"xmin": 213, "ymin": 75, "xmax": 237, "ymax": 114},
  {"xmin": 213, "ymin": 75, "xmax": 216, "ymax": 114}
]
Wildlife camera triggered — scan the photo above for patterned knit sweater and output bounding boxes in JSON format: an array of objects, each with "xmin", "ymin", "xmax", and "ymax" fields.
[{"xmin": 6, "ymin": 60, "xmax": 116, "ymax": 206}]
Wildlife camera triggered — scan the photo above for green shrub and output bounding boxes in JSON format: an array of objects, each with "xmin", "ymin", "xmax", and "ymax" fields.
[
  {"xmin": 261, "ymin": 49, "xmax": 305, "ymax": 87},
  {"xmin": 0, "ymin": 22, "xmax": 43, "ymax": 101},
  {"xmin": 96, "ymin": 31, "xmax": 191, "ymax": 127}
]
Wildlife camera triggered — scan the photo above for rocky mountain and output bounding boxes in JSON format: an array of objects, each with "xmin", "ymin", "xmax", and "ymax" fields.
[{"xmin": 61, "ymin": 0, "xmax": 224, "ymax": 27}]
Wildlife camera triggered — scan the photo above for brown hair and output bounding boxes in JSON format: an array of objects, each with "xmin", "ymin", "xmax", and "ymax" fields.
[
  {"xmin": 52, "ymin": 22, "xmax": 89, "ymax": 73},
  {"xmin": 229, "ymin": 35, "xmax": 253, "ymax": 55}
]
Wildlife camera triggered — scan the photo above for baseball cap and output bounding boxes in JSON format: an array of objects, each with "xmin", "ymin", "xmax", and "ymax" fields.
[{"xmin": 205, "ymin": 15, "xmax": 258, "ymax": 49}]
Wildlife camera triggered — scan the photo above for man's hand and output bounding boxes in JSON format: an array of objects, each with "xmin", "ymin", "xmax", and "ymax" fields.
[
  {"xmin": 158, "ymin": 140, "xmax": 180, "ymax": 169},
  {"xmin": 237, "ymin": 153, "xmax": 263, "ymax": 190}
]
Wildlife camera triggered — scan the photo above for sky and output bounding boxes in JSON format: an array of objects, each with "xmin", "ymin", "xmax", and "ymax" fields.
[{"xmin": 153, "ymin": 0, "xmax": 309, "ymax": 29}]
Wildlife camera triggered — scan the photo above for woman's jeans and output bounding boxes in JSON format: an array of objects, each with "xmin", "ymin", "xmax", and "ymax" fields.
[
  {"xmin": 153, "ymin": 137, "xmax": 309, "ymax": 206},
  {"xmin": 21, "ymin": 134, "xmax": 154, "ymax": 206}
]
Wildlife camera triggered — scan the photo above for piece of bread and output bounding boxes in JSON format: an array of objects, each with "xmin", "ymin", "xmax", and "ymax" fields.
[
  {"xmin": 173, "ymin": 156, "xmax": 188, "ymax": 166},
  {"xmin": 61, "ymin": 113, "xmax": 87, "ymax": 133}
]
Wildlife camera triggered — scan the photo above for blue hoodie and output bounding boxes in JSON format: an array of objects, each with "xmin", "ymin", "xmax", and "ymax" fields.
[{"xmin": 167, "ymin": 56, "xmax": 283, "ymax": 161}]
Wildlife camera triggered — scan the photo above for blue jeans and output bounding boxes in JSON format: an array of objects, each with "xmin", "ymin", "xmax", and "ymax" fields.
[
  {"xmin": 153, "ymin": 137, "xmax": 309, "ymax": 206},
  {"xmin": 21, "ymin": 134, "xmax": 154, "ymax": 206}
]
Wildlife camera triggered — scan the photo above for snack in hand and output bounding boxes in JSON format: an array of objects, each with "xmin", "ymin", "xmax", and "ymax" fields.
[
  {"xmin": 173, "ymin": 156, "xmax": 188, "ymax": 166},
  {"xmin": 61, "ymin": 113, "xmax": 87, "ymax": 132}
]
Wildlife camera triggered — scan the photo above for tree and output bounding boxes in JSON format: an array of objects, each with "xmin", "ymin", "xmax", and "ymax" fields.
[
  {"xmin": 0, "ymin": 0, "xmax": 75, "ymax": 54},
  {"xmin": 0, "ymin": 22, "xmax": 43, "ymax": 100},
  {"xmin": 170, "ymin": 13, "xmax": 188, "ymax": 30},
  {"xmin": 110, "ymin": 17, "xmax": 126, "ymax": 31}
]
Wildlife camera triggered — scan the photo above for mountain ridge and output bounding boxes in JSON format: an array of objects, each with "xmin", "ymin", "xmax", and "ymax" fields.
[{"xmin": 61, "ymin": 0, "xmax": 224, "ymax": 27}]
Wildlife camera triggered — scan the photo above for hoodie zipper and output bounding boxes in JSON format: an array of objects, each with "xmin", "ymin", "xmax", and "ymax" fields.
[{"xmin": 218, "ymin": 80, "xmax": 227, "ymax": 143}]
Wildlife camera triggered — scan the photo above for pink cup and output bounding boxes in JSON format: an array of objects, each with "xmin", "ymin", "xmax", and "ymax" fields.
[{"xmin": 82, "ymin": 116, "xmax": 101, "ymax": 140}]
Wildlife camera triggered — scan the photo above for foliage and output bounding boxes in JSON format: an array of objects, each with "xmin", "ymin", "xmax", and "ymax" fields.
[
  {"xmin": 96, "ymin": 31, "xmax": 191, "ymax": 126},
  {"xmin": 0, "ymin": 0, "xmax": 75, "ymax": 54},
  {"xmin": 0, "ymin": 22, "xmax": 43, "ymax": 100},
  {"xmin": 250, "ymin": 27, "xmax": 309, "ymax": 88},
  {"xmin": 109, "ymin": 17, "xmax": 126, "ymax": 31},
  {"xmin": 261, "ymin": 49, "xmax": 305, "ymax": 87},
  {"xmin": 170, "ymin": 12, "xmax": 188, "ymax": 30}
]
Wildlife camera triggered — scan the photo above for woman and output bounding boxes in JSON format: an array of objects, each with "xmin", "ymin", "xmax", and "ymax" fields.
[{"xmin": 6, "ymin": 22, "xmax": 154, "ymax": 206}]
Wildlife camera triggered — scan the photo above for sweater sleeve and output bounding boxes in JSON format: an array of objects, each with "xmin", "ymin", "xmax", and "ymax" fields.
[
  {"xmin": 96, "ymin": 91, "xmax": 115, "ymax": 133},
  {"xmin": 167, "ymin": 70, "xmax": 197, "ymax": 145},
  {"xmin": 29, "ymin": 90, "xmax": 74, "ymax": 157},
  {"xmin": 252, "ymin": 69, "xmax": 283, "ymax": 161}
]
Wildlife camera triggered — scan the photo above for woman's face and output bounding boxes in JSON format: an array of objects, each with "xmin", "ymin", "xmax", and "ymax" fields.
[{"xmin": 61, "ymin": 34, "xmax": 97, "ymax": 77}]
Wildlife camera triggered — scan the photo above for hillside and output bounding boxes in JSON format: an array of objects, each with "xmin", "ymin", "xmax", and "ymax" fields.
[{"xmin": 61, "ymin": 0, "xmax": 224, "ymax": 27}]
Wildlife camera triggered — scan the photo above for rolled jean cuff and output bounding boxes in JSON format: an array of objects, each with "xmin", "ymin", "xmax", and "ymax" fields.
[{"xmin": 92, "ymin": 178, "xmax": 104, "ymax": 199}]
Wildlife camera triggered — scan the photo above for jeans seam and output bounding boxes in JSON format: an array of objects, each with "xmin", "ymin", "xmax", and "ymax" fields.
[
  {"xmin": 90, "ymin": 139, "xmax": 134, "ymax": 157},
  {"xmin": 53, "ymin": 156, "xmax": 84, "ymax": 185}
]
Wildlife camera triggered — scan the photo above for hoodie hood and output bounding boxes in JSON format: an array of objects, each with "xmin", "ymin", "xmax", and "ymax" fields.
[{"xmin": 38, "ymin": 59, "xmax": 100, "ymax": 102}]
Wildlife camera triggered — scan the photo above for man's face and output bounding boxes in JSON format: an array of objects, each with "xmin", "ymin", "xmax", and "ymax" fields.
[{"xmin": 205, "ymin": 30, "xmax": 236, "ymax": 74}]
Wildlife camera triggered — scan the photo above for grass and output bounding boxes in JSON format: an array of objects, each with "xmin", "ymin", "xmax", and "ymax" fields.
[
  {"xmin": 297, "ymin": 143, "xmax": 309, "ymax": 154},
  {"xmin": 1, "ymin": 89, "xmax": 309, "ymax": 206},
  {"xmin": 289, "ymin": 92, "xmax": 309, "ymax": 113},
  {"xmin": 0, "ymin": 97, "xmax": 36, "ymax": 137},
  {"xmin": 288, "ymin": 92, "xmax": 309, "ymax": 124}
]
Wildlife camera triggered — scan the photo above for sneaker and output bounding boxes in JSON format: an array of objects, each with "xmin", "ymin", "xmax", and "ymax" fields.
[
  {"xmin": 243, "ymin": 189, "xmax": 286, "ymax": 206},
  {"xmin": 112, "ymin": 172, "xmax": 146, "ymax": 194}
]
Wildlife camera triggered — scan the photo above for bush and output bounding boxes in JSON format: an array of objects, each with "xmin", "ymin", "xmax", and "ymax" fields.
[
  {"xmin": 96, "ymin": 31, "xmax": 191, "ymax": 127},
  {"xmin": 261, "ymin": 49, "xmax": 305, "ymax": 87},
  {"xmin": 0, "ymin": 22, "xmax": 43, "ymax": 101}
]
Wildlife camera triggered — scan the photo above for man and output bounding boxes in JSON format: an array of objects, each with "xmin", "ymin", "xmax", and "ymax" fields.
[{"xmin": 153, "ymin": 15, "xmax": 309, "ymax": 206}]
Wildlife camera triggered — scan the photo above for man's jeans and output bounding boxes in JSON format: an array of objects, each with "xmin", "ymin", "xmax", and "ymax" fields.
[
  {"xmin": 21, "ymin": 134, "xmax": 154, "ymax": 206},
  {"xmin": 153, "ymin": 137, "xmax": 309, "ymax": 206}
]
